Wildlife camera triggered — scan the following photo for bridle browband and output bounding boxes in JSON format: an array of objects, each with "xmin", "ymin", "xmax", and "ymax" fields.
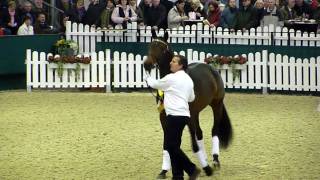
[{"xmin": 152, "ymin": 39, "xmax": 169, "ymax": 50}]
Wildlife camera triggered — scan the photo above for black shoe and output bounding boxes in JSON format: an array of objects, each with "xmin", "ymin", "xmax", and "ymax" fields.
[
  {"xmin": 203, "ymin": 165, "xmax": 213, "ymax": 176},
  {"xmin": 157, "ymin": 170, "xmax": 167, "ymax": 179},
  {"xmin": 189, "ymin": 167, "xmax": 201, "ymax": 180}
]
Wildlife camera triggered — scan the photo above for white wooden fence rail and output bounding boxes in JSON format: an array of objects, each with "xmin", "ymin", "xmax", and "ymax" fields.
[
  {"xmin": 26, "ymin": 49, "xmax": 320, "ymax": 92},
  {"xmin": 65, "ymin": 21, "xmax": 320, "ymax": 54}
]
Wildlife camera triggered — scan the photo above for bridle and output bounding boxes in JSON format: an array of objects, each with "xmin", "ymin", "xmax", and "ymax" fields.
[{"xmin": 145, "ymin": 38, "xmax": 170, "ymax": 100}]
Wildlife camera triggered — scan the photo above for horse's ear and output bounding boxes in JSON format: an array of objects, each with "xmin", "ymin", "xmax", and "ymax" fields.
[
  {"xmin": 151, "ymin": 29, "xmax": 157, "ymax": 38},
  {"xmin": 164, "ymin": 31, "xmax": 169, "ymax": 42}
]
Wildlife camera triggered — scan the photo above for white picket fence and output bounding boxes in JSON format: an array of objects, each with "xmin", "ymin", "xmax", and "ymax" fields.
[
  {"xmin": 26, "ymin": 49, "xmax": 320, "ymax": 92},
  {"xmin": 65, "ymin": 21, "xmax": 320, "ymax": 54},
  {"xmin": 25, "ymin": 50, "xmax": 112, "ymax": 92}
]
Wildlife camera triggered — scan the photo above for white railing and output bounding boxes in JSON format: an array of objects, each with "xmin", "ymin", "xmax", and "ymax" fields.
[
  {"xmin": 65, "ymin": 21, "xmax": 320, "ymax": 54},
  {"xmin": 26, "ymin": 49, "xmax": 320, "ymax": 92}
]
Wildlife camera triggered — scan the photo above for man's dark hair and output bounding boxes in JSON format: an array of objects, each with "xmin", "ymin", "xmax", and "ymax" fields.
[{"xmin": 175, "ymin": 55, "xmax": 188, "ymax": 71}]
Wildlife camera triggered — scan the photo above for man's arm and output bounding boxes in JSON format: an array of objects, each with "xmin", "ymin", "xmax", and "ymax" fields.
[{"xmin": 146, "ymin": 75, "xmax": 171, "ymax": 91}]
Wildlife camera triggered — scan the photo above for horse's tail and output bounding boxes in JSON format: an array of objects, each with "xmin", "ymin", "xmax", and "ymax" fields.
[{"xmin": 219, "ymin": 103, "xmax": 233, "ymax": 149}]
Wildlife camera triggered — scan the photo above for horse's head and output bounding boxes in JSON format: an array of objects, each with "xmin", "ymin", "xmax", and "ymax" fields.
[{"xmin": 144, "ymin": 29, "xmax": 171, "ymax": 74}]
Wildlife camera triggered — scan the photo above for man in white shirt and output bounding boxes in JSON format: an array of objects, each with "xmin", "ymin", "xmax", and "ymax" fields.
[
  {"xmin": 17, "ymin": 16, "xmax": 34, "ymax": 35},
  {"xmin": 145, "ymin": 55, "xmax": 200, "ymax": 180}
]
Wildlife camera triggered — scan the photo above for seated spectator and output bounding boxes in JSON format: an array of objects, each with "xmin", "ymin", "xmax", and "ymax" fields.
[
  {"xmin": 254, "ymin": 0, "xmax": 265, "ymax": 26},
  {"xmin": 19, "ymin": 1, "xmax": 36, "ymax": 25},
  {"xmin": 144, "ymin": 0, "xmax": 167, "ymax": 29},
  {"xmin": 129, "ymin": 0, "xmax": 144, "ymax": 23},
  {"xmin": 203, "ymin": 1, "xmax": 221, "ymax": 27},
  {"xmin": 34, "ymin": 12, "xmax": 59, "ymax": 34},
  {"xmin": 231, "ymin": 0, "xmax": 258, "ymax": 30},
  {"xmin": 66, "ymin": 0, "xmax": 86, "ymax": 23},
  {"xmin": 83, "ymin": 0, "xmax": 106, "ymax": 26},
  {"xmin": 220, "ymin": 0, "xmax": 238, "ymax": 28},
  {"xmin": 17, "ymin": 15, "xmax": 34, "ymax": 35},
  {"xmin": 1, "ymin": 1, "xmax": 21, "ymax": 35},
  {"xmin": 279, "ymin": 0, "xmax": 297, "ymax": 21},
  {"xmin": 167, "ymin": 0, "xmax": 188, "ymax": 28},
  {"xmin": 294, "ymin": 0, "xmax": 313, "ymax": 19},
  {"xmin": 186, "ymin": 0, "xmax": 206, "ymax": 19},
  {"xmin": 99, "ymin": 0, "xmax": 114, "ymax": 28},
  {"xmin": 137, "ymin": 0, "xmax": 152, "ymax": 25},
  {"xmin": 111, "ymin": 0, "xmax": 137, "ymax": 28},
  {"xmin": 33, "ymin": 0, "xmax": 49, "ymax": 20},
  {"xmin": 260, "ymin": 0, "xmax": 281, "ymax": 27}
]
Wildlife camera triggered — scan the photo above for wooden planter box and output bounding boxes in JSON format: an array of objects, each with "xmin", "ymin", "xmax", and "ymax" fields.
[{"xmin": 48, "ymin": 63, "xmax": 89, "ymax": 69}]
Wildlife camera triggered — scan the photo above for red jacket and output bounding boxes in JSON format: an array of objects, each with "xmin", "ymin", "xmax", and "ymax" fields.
[{"xmin": 207, "ymin": 8, "xmax": 221, "ymax": 27}]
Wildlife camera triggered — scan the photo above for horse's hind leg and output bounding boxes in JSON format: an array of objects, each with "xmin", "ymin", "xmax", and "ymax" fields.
[
  {"xmin": 188, "ymin": 112, "xmax": 213, "ymax": 176},
  {"xmin": 210, "ymin": 101, "xmax": 222, "ymax": 169}
]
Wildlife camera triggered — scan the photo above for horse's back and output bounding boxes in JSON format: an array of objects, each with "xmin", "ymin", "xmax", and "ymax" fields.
[{"xmin": 187, "ymin": 63, "xmax": 225, "ymax": 110}]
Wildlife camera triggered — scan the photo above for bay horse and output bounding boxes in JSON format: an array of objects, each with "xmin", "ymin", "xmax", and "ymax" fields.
[{"xmin": 144, "ymin": 30, "xmax": 233, "ymax": 179}]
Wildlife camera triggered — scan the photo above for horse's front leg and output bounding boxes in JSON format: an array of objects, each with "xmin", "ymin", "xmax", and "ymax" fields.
[
  {"xmin": 157, "ymin": 111, "xmax": 170, "ymax": 179},
  {"xmin": 188, "ymin": 113, "xmax": 213, "ymax": 176}
]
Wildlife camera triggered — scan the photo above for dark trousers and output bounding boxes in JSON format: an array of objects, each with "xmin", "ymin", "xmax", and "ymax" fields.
[{"xmin": 164, "ymin": 115, "xmax": 196, "ymax": 179}]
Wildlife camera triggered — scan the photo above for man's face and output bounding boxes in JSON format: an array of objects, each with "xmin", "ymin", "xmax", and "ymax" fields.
[
  {"xmin": 38, "ymin": 14, "xmax": 46, "ymax": 23},
  {"xmin": 152, "ymin": 0, "xmax": 160, "ymax": 6},
  {"xmin": 229, "ymin": 0, "xmax": 236, "ymax": 8},
  {"xmin": 170, "ymin": 57, "xmax": 183, "ymax": 73},
  {"xmin": 24, "ymin": 3, "xmax": 32, "ymax": 11},
  {"xmin": 242, "ymin": 0, "xmax": 251, "ymax": 7}
]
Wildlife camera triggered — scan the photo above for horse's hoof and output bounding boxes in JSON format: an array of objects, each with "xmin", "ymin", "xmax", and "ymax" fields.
[
  {"xmin": 203, "ymin": 165, "xmax": 213, "ymax": 176},
  {"xmin": 213, "ymin": 160, "xmax": 221, "ymax": 170},
  {"xmin": 156, "ymin": 170, "xmax": 167, "ymax": 179}
]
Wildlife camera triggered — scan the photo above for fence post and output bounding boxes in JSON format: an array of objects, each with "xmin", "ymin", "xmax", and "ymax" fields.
[
  {"xmin": 262, "ymin": 50, "xmax": 268, "ymax": 94},
  {"xmin": 26, "ymin": 49, "xmax": 32, "ymax": 92},
  {"xmin": 105, "ymin": 49, "xmax": 112, "ymax": 92}
]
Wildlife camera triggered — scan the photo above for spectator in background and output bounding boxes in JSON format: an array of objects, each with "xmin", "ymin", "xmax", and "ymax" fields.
[
  {"xmin": 260, "ymin": 0, "xmax": 281, "ymax": 27},
  {"xmin": 33, "ymin": 0, "xmax": 49, "ymax": 18},
  {"xmin": 34, "ymin": 12, "xmax": 58, "ymax": 34},
  {"xmin": 2, "ymin": 1, "xmax": 21, "ymax": 34},
  {"xmin": 129, "ymin": 0, "xmax": 144, "ymax": 23},
  {"xmin": 231, "ymin": 0, "xmax": 258, "ymax": 30},
  {"xmin": 82, "ymin": 0, "xmax": 106, "ymax": 26},
  {"xmin": 254, "ymin": 0, "xmax": 265, "ymax": 26},
  {"xmin": 203, "ymin": 1, "xmax": 221, "ymax": 27},
  {"xmin": 186, "ymin": 0, "xmax": 206, "ymax": 19},
  {"xmin": 99, "ymin": 0, "xmax": 114, "ymax": 28},
  {"xmin": 279, "ymin": 0, "xmax": 297, "ymax": 21},
  {"xmin": 66, "ymin": 0, "xmax": 86, "ymax": 23},
  {"xmin": 144, "ymin": 0, "xmax": 167, "ymax": 29},
  {"xmin": 220, "ymin": 0, "xmax": 238, "ymax": 28},
  {"xmin": 19, "ymin": 1, "xmax": 36, "ymax": 25},
  {"xmin": 111, "ymin": 0, "xmax": 137, "ymax": 28},
  {"xmin": 294, "ymin": 0, "xmax": 313, "ymax": 18},
  {"xmin": 17, "ymin": 15, "xmax": 33, "ymax": 35},
  {"xmin": 167, "ymin": 0, "xmax": 188, "ymax": 28},
  {"xmin": 137, "ymin": 0, "xmax": 152, "ymax": 25}
]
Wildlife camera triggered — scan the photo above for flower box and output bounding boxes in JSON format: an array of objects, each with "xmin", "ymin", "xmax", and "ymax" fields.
[
  {"xmin": 48, "ymin": 63, "xmax": 89, "ymax": 69},
  {"xmin": 216, "ymin": 64, "xmax": 246, "ymax": 70}
]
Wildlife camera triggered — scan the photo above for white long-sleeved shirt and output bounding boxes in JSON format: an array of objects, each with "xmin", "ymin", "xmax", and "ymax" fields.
[
  {"xmin": 17, "ymin": 23, "xmax": 34, "ymax": 35},
  {"xmin": 146, "ymin": 70, "xmax": 195, "ymax": 117}
]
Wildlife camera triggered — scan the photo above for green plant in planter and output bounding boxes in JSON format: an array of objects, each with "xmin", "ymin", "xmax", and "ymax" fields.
[{"xmin": 54, "ymin": 39, "xmax": 78, "ymax": 56}]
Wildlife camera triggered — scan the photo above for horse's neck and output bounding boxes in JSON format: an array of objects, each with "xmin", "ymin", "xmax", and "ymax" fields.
[{"xmin": 159, "ymin": 50, "xmax": 173, "ymax": 78}]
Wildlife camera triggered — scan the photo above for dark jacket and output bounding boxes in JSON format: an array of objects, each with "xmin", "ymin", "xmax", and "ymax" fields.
[
  {"xmin": 231, "ymin": 5, "xmax": 258, "ymax": 30},
  {"xmin": 144, "ymin": 3, "xmax": 167, "ymax": 29}
]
